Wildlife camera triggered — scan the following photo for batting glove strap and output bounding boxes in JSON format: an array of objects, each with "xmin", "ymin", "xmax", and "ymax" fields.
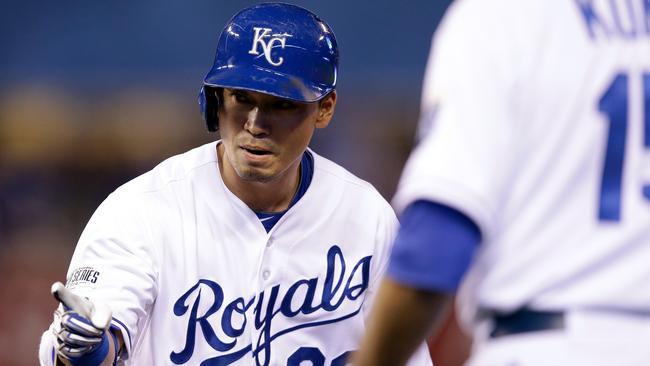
[{"xmin": 57, "ymin": 332, "xmax": 110, "ymax": 366}]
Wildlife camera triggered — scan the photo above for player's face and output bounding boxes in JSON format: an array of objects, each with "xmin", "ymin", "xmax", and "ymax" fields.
[{"xmin": 218, "ymin": 88, "xmax": 336, "ymax": 183}]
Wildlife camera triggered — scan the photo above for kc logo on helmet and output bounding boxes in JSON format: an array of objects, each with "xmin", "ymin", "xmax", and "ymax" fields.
[{"xmin": 248, "ymin": 27, "xmax": 289, "ymax": 66}]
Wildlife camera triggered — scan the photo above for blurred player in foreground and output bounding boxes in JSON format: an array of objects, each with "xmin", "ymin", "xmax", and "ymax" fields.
[
  {"xmin": 354, "ymin": 0, "xmax": 650, "ymax": 365},
  {"xmin": 38, "ymin": 3, "xmax": 433, "ymax": 365}
]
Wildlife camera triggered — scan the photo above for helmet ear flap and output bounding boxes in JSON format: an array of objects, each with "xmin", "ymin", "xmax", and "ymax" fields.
[{"xmin": 199, "ymin": 86, "xmax": 220, "ymax": 132}]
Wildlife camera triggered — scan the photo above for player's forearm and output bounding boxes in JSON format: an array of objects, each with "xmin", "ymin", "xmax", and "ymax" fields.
[
  {"xmin": 354, "ymin": 278, "xmax": 451, "ymax": 366},
  {"xmin": 98, "ymin": 331, "xmax": 121, "ymax": 366}
]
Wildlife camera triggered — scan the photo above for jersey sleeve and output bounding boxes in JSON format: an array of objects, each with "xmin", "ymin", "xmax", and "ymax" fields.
[
  {"xmin": 38, "ymin": 328, "xmax": 56, "ymax": 366},
  {"xmin": 370, "ymin": 199, "xmax": 399, "ymax": 292},
  {"xmin": 360, "ymin": 195, "xmax": 398, "ymax": 318},
  {"xmin": 393, "ymin": 0, "xmax": 520, "ymax": 239},
  {"xmin": 64, "ymin": 189, "xmax": 160, "ymax": 360}
]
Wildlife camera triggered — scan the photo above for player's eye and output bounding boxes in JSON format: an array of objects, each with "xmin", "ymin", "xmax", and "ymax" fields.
[
  {"xmin": 231, "ymin": 91, "xmax": 251, "ymax": 104},
  {"xmin": 273, "ymin": 100, "xmax": 297, "ymax": 110}
]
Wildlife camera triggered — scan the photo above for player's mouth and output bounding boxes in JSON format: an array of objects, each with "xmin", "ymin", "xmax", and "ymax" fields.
[
  {"xmin": 240, "ymin": 144, "xmax": 274, "ymax": 162},
  {"xmin": 241, "ymin": 145, "xmax": 272, "ymax": 155}
]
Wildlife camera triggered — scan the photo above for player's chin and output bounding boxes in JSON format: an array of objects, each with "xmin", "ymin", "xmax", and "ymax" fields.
[
  {"xmin": 236, "ymin": 168, "xmax": 276, "ymax": 183},
  {"xmin": 234, "ymin": 160, "xmax": 277, "ymax": 182},
  {"xmin": 233, "ymin": 152, "xmax": 283, "ymax": 182}
]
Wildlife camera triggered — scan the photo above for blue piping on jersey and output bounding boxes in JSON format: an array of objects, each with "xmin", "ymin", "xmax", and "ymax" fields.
[{"xmin": 111, "ymin": 317, "xmax": 132, "ymax": 355}]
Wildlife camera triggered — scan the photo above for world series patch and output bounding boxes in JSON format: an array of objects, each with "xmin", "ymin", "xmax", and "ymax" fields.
[{"xmin": 67, "ymin": 266, "xmax": 101, "ymax": 288}]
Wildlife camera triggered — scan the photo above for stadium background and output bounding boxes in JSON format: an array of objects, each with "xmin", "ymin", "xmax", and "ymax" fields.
[{"xmin": 0, "ymin": 1, "xmax": 469, "ymax": 364}]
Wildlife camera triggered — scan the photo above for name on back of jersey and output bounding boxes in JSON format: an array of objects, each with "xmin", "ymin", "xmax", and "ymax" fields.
[{"xmin": 576, "ymin": 0, "xmax": 650, "ymax": 40}]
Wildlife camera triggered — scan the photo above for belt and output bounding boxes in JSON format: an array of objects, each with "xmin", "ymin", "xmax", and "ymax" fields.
[{"xmin": 484, "ymin": 308, "xmax": 565, "ymax": 338}]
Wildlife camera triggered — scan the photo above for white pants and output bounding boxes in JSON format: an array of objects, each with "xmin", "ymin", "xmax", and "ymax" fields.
[{"xmin": 466, "ymin": 309, "xmax": 650, "ymax": 366}]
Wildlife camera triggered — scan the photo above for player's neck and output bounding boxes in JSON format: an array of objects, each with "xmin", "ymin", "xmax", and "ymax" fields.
[{"xmin": 217, "ymin": 144, "xmax": 300, "ymax": 213}]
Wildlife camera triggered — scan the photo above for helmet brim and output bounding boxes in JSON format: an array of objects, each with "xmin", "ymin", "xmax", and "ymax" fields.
[{"xmin": 203, "ymin": 64, "xmax": 333, "ymax": 103}]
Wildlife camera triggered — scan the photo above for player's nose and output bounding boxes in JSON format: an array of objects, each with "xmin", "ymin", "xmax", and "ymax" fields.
[{"xmin": 243, "ymin": 107, "xmax": 270, "ymax": 137}]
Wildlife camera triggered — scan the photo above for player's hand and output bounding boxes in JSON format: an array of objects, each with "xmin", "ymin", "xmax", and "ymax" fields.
[{"xmin": 50, "ymin": 282, "xmax": 112, "ymax": 364}]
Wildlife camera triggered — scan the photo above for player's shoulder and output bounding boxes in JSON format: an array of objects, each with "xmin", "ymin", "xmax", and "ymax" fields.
[
  {"xmin": 113, "ymin": 141, "xmax": 217, "ymax": 197},
  {"xmin": 310, "ymin": 149, "xmax": 392, "ymax": 210},
  {"xmin": 312, "ymin": 150, "xmax": 373, "ymax": 190}
]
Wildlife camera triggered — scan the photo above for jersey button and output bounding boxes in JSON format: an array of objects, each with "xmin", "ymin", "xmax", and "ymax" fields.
[{"xmin": 262, "ymin": 270, "xmax": 271, "ymax": 280}]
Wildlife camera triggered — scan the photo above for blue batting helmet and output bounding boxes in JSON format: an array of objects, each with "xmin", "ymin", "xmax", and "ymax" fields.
[{"xmin": 199, "ymin": 3, "xmax": 339, "ymax": 132}]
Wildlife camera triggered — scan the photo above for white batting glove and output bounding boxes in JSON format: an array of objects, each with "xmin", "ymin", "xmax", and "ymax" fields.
[{"xmin": 50, "ymin": 282, "xmax": 112, "ymax": 364}]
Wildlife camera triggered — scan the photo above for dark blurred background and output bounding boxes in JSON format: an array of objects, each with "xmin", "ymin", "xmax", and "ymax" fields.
[{"xmin": 0, "ymin": 1, "xmax": 470, "ymax": 364}]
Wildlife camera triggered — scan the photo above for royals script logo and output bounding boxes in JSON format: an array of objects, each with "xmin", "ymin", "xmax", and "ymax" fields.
[
  {"xmin": 170, "ymin": 245, "xmax": 372, "ymax": 365},
  {"xmin": 248, "ymin": 27, "xmax": 290, "ymax": 66}
]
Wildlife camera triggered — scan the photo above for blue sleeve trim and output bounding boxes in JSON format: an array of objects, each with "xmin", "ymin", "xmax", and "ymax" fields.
[
  {"xmin": 387, "ymin": 200, "xmax": 481, "ymax": 293},
  {"xmin": 110, "ymin": 317, "xmax": 132, "ymax": 351}
]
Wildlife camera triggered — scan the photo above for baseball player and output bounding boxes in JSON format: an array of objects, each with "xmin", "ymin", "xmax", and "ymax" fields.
[
  {"xmin": 354, "ymin": 0, "xmax": 650, "ymax": 365},
  {"xmin": 38, "ymin": 3, "xmax": 433, "ymax": 366}
]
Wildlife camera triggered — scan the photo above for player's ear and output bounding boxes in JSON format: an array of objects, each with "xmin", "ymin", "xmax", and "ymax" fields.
[{"xmin": 315, "ymin": 90, "xmax": 337, "ymax": 129}]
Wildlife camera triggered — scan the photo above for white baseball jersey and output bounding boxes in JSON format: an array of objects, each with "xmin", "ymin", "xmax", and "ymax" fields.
[
  {"xmin": 393, "ymin": 0, "xmax": 650, "ymax": 328},
  {"xmin": 40, "ymin": 141, "xmax": 432, "ymax": 366}
]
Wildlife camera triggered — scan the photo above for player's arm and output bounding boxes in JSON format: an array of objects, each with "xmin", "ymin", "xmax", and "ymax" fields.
[
  {"xmin": 355, "ymin": 279, "xmax": 450, "ymax": 366},
  {"xmin": 41, "ymin": 190, "xmax": 157, "ymax": 365},
  {"xmin": 353, "ymin": 200, "xmax": 481, "ymax": 366}
]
